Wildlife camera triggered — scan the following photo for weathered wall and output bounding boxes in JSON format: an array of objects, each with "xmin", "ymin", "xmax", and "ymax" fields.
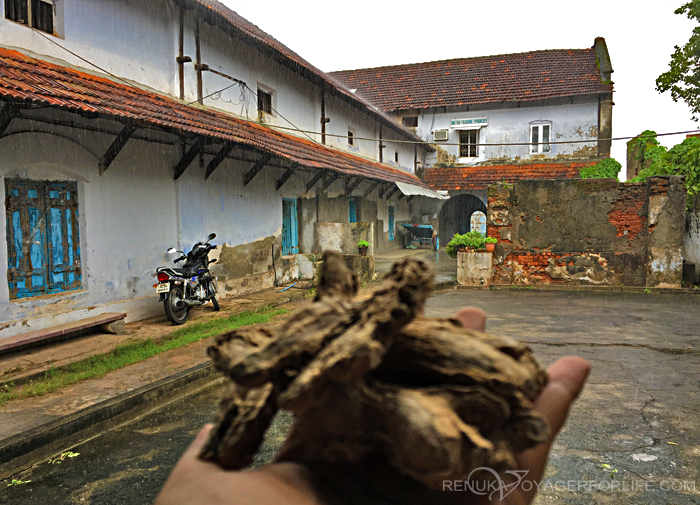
[
  {"xmin": 683, "ymin": 194, "xmax": 700, "ymax": 285},
  {"xmin": 487, "ymin": 177, "xmax": 686, "ymax": 287},
  {"xmin": 314, "ymin": 223, "xmax": 374, "ymax": 255}
]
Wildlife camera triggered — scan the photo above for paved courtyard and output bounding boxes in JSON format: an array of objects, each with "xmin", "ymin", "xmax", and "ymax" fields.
[{"xmin": 2, "ymin": 288, "xmax": 698, "ymax": 504}]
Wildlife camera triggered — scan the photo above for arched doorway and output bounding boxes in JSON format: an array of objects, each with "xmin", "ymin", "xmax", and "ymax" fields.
[{"xmin": 438, "ymin": 194, "xmax": 487, "ymax": 244}]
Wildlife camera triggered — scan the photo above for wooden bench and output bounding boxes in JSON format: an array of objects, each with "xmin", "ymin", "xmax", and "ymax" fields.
[{"xmin": 0, "ymin": 313, "xmax": 127, "ymax": 356}]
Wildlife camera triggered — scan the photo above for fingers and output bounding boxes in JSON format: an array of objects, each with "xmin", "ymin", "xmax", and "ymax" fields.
[
  {"xmin": 455, "ymin": 307, "xmax": 486, "ymax": 332},
  {"xmin": 516, "ymin": 357, "xmax": 591, "ymax": 486}
]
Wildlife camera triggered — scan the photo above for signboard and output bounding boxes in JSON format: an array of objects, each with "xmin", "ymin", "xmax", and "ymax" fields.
[{"xmin": 451, "ymin": 117, "xmax": 488, "ymax": 129}]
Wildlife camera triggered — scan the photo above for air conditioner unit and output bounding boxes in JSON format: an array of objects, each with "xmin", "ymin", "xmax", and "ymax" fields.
[{"xmin": 433, "ymin": 129, "xmax": 449, "ymax": 141}]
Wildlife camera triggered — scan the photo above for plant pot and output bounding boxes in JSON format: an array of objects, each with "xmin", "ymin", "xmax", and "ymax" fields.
[
  {"xmin": 359, "ymin": 246, "xmax": 368, "ymax": 257},
  {"xmin": 485, "ymin": 243, "xmax": 496, "ymax": 252}
]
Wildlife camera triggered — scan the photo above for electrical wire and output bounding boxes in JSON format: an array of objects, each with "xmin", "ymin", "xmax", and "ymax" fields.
[{"xmin": 26, "ymin": 27, "xmax": 700, "ymax": 149}]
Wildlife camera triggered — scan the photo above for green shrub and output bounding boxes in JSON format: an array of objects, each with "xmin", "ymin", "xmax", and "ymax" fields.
[
  {"xmin": 579, "ymin": 158, "xmax": 621, "ymax": 180},
  {"xmin": 358, "ymin": 240, "xmax": 370, "ymax": 248},
  {"xmin": 445, "ymin": 231, "xmax": 485, "ymax": 258},
  {"xmin": 485, "ymin": 237, "xmax": 498, "ymax": 244}
]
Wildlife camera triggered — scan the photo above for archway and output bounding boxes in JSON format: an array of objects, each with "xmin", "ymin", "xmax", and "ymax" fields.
[{"xmin": 438, "ymin": 194, "xmax": 487, "ymax": 244}]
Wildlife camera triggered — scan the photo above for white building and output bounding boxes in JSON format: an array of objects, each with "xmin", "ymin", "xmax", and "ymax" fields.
[
  {"xmin": 330, "ymin": 39, "xmax": 614, "ymax": 241},
  {"xmin": 0, "ymin": 0, "xmax": 445, "ymax": 339}
]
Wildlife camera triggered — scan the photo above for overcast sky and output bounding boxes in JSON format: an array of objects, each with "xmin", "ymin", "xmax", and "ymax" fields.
[{"xmin": 221, "ymin": 0, "xmax": 700, "ymax": 178}]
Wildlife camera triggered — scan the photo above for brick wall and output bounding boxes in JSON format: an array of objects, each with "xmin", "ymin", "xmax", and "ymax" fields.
[{"xmin": 487, "ymin": 177, "xmax": 686, "ymax": 287}]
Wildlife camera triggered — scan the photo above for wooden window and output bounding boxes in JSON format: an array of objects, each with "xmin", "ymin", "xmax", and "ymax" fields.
[
  {"xmin": 402, "ymin": 117, "xmax": 418, "ymax": 128},
  {"xmin": 5, "ymin": 0, "xmax": 54, "ymax": 34},
  {"xmin": 5, "ymin": 178, "xmax": 81, "ymax": 299},
  {"xmin": 459, "ymin": 130, "xmax": 478, "ymax": 158},
  {"xmin": 257, "ymin": 88, "xmax": 272, "ymax": 115},
  {"xmin": 348, "ymin": 131, "xmax": 354, "ymax": 146},
  {"xmin": 395, "ymin": 152, "xmax": 399, "ymax": 163},
  {"xmin": 530, "ymin": 124, "xmax": 551, "ymax": 154}
]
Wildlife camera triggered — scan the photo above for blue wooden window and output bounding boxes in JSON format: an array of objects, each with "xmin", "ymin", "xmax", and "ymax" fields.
[
  {"xmin": 281, "ymin": 198, "xmax": 298, "ymax": 255},
  {"xmin": 348, "ymin": 198, "xmax": 357, "ymax": 223},
  {"xmin": 388, "ymin": 206, "xmax": 395, "ymax": 241},
  {"xmin": 5, "ymin": 178, "xmax": 81, "ymax": 299}
]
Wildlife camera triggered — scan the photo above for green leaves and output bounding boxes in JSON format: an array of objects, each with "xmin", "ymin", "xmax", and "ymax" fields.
[
  {"xmin": 579, "ymin": 158, "xmax": 622, "ymax": 180},
  {"xmin": 630, "ymin": 132, "xmax": 700, "ymax": 209},
  {"xmin": 656, "ymin": 1, "xmax": 700, "ymax": 121}
]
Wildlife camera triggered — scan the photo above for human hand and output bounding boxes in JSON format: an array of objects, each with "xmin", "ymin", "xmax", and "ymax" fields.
[{"xmin": 155, "ymin": 307, "xmax": 590, "ymax": 505}]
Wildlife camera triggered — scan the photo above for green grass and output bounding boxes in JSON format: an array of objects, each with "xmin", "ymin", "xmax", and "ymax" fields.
[{"xmin": 0, "ymin": 306, "xmax": 288, "ymax": 407}]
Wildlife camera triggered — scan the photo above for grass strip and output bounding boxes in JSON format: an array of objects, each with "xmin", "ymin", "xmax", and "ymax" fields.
[{"xmin": 0, "ymin": 306, "xmax": 288, "ymax": 407}]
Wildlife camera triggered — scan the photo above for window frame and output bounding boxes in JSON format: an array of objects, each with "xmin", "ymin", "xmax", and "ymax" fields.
[
  {"xmin": 402, "ymin": 117, "xmax": 418, "ymax": 128},
  {"xmin": 459, "ymin": 130, "xmax": 479, "ymax": 158},
  {"xmin": 5, "ymin": 0, "xmax": 55, "ymax": 35},
  {"xmin": 5, "ymin": 177, "xmax": 82, "ymax": 300},
  {"xmin": 530, "ymin": 123, "xmax": 552, "ymax": 154},
  {"xmin": 257, "ymin": 86, "xmax": 274, "ymax": 116},
  {"xmin": 347, "ymin": 129, "xmax": 355, "ymax": 146}
]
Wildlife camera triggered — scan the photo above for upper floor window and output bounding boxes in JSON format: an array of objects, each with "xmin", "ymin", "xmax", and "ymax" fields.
[
  {"xmin": 5, "ymin": 0, "xmax": 54, "ymax": 34},
  {"xmin": 257, "ymin": 88, "xmax": 273, "ymax": 115},
  {"xmin": 394, "ymin": 152, "xmax": 399, "ymax": 163},
  {"xmin": 530, "ymin": 123, "xmax": 551, "ymax": 154},
  {"xmin": 459, "ymin": 130, "xmax": 478, "ymax": 158},
  {"xmin": 347, "ymin": 130, "xmax": 354, "ymax": 146},
  {"xmin": 402, "ymin": 117, "xmax": 418, "ymax": 128}
]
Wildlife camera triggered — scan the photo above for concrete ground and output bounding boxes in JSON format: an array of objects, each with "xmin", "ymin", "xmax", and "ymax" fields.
[{"xmin": 1, "ymin": 260, "xmax": 699, "ymax": 504}]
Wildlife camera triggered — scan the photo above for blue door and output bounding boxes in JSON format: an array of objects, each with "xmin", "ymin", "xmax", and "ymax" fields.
[
  {"xmin": 388, "ymin": 206, "xmax": 395, "ymax": 241},
  {"xmin": 348, "ymin": 198, "xmax": 357, "ymax": 223},
  {"xmin": 282, "ymin": 198, "xmax": 298, "ymax": 255}
]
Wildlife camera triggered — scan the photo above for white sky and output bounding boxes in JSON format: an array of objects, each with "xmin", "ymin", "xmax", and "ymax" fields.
[{"xmin": 220, "ymin": 0, "xmax": 700, "ymax": 178}]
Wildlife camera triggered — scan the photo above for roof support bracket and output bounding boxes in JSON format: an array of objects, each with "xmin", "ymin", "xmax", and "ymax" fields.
[
  {"xmin": 397, "ymin": 192, "xmax": 406, "ymax": 201},
  {"xmin": 346, "ymin": 177, "xmax": 363, "ymax": 196},
  {"xmin": 244, "ymin": 153, "xmax": 273, "ymax": 186},
  {"xmin": 98, "ymin": 122, "xmax": 138, "ymax": 175},
  {"xmin": 174, "ymin": 137, "xmax": 206, "ymax": 180},
  {"xmin": 406, "ymin": 195, "xmax": 416, "ymax": 203},
  {"xmin": 321, "ymin": 173, "xmax": 339, "ymax": 192},
  {"xmin": 276, "ymin": 162, "xmax": 298, "ymax": 191},
  {"xmin": 385, "ymin": 186, "xmax": 399, "ymax": 200},
  {"xmin": 0, "ymin": 103, "xmax": 18, "ymax": 137},
  {"xmin": 305, "ymin": 171, "xmax": 324, "ymax": 193},
  {"xmin": 205, "ymin": 142, "xmax": 235, "ymax": 180},
  {"xmin": 378, "ymin": 184, "xmax": 388, "ymax": 199},
  {"xmin": 363, "ymin": 181, "xmax": 379, "ymax": 198}
]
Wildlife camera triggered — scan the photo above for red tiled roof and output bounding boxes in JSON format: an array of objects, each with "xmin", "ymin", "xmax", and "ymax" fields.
[
  {"xmin": 424, "ymin": 162, "xmax": 589, "ymax": 191},
  {"xmin": 0, "ymin": 48, "xmax": 424, "ymax": 187},
  {"xmin": 190, "ymin": 0, "xmax": 429, "ymax": 147},
  {"xmin": 328, "ymin": 48, "xmax": 613, "ymax": 112}
]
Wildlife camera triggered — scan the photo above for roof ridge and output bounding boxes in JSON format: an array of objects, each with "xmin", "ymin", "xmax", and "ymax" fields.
[{"xmin": 328, "ymin": 47, "xmax": 595, "ymax": 75}]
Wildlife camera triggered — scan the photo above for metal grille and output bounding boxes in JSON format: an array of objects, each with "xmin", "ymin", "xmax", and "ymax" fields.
[{"xmin": 459, "ymin": 130, "xmax": 478, "ymax": 157}]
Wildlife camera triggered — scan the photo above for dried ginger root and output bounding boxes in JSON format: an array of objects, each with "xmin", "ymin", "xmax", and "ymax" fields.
[{"xmin": 199, "ymin": 251, "xmax": 548, "ymax": 491}]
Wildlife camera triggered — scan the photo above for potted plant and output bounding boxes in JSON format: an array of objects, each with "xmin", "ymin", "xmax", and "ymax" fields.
[
  {"xmin": 445, "ymin": 231, "xmax": 485, "ymax": 258},
  {"xmin": 358, "ymin": 240, "xmax": 370, "ymax": 256},
  {"xmin": 484, "ymin": 237, "xmax": 497, "ymax": 252}
]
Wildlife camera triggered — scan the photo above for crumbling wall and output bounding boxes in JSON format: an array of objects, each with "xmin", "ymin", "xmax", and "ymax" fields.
[
  {"xmin": 683, "ymin": 193, "xmax": 700, "ymax": 285},
  {"xmin": 488, "ymin": 177, "xmax": 686, "ymax": 287}
]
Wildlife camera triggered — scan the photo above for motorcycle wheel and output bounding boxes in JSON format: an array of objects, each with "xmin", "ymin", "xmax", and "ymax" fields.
[
  {"xmin": 211, "ymin": 295, "xmax": 220, "ymax": 311},
  {"xmin": 164, "ymin": 286, "xmax": 189, "ymax": 325}
]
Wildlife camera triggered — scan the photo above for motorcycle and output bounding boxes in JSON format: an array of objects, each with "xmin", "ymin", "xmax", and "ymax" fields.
[{"xmin": 154, "ymin": 233, "xmax": 220, "ymax": 325}]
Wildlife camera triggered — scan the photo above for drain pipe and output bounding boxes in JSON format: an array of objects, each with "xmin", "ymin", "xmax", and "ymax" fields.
[
  {"xmin": 194, "ymin": 18, "xmax": 203, "ymax": 104},
  {"xmin": 176, "ymin": 7, "xmax": 192, "ymax": 100}
]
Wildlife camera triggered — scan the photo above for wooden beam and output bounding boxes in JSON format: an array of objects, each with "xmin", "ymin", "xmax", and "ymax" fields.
[
  {"xmin": 363, "ymin": 181, "xmax": 379, "ymax": 198},
  {"xmin": 98, "ymin": 122, "xmax": 138, "ymax": 174},
  {"xmin": 0, "ymin": 104, "xmax": 18, "ymax": 137},
  {"xmin": 397, "ymin": 192, "xmax": 406, "ymax": 201},
  {"xmin": 173, "ymin": 137, "xmax": 206, "ymax": 180},
  {"xmin": 406, "ymin": 195, "xmax": 416, "ymax": 203},
  {"xmin": 305, "ymin": 171, "xmax": 324, "ymax": 192},
  {"xmin": 321, "ymin": 173, "xmax": 339, "ymax": 191},
  {"xmin": 276, "ymin": 163, "xmax": 298, "ymax": 191},
  {"xmin": 244, "ymin": 153, "xmax": 273, "ymax": 185},
  {"xmin": 378, "ymin": 184, "xmax": 388, "ymax": 198},
  {"xmin": 346, "ymin": 177, "xmax": 363, "ymax": 196},
  {"xmin": 204, "ymin": 142, "xmax": 235, "ymax": 180},
  {"xmin": 385, "ymin": 186, "xmax": 400, "ymax": 200}
]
